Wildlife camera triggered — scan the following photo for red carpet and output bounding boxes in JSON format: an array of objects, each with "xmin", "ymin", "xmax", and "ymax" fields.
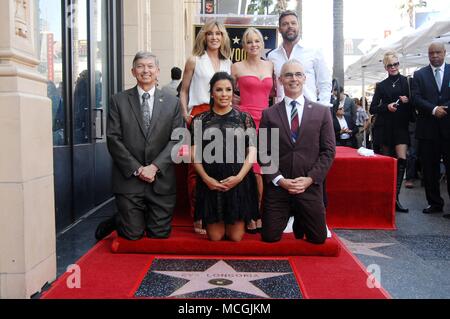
[
  {"xmin": 41, "ymin": 234, "xmax": 390, "ymax": 299},
  {"xmin": 326, "ymin": 147, "xmax": 396, "ymax": 230},
  {"xmin": 174, "ymin": 151, "xmax": 397, "ymax": 232},
  {"xmin": 111, "ymin": 228, "xmax": 341, "ymax": 257}
]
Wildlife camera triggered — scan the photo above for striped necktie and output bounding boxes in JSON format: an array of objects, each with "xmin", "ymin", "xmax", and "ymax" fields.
[{"xmin": 290, "ymin": 100, "xmax": 299, "ymax": 143}]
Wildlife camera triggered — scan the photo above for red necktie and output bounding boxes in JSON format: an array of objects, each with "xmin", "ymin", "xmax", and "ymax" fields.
[{"xmin": 290, "ymin": 100, "xmax": 299, "ymax": 142}]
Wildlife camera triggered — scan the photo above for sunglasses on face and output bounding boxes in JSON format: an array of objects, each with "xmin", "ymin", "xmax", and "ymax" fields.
[{"xmin": 386, "ymin": 62, "xmax": 400, "ymax": 69}]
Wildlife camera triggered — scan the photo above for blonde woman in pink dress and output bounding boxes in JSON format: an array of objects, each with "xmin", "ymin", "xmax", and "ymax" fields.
[{"xmin": 231, "ymin": 27, "xmax": 275, "ymax": 233}]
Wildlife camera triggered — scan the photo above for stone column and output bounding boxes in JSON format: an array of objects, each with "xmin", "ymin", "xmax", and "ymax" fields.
[
  {"xmin": 122, "ymin": 0, "xmax": 152, "ymax": 88},
  {"xmin": 121, "ymin": 0, "xmax": 199, "ymax": 88},
  {"xmin": 0, "ymin": 0, "xmax": 56, "ymax": 298}
]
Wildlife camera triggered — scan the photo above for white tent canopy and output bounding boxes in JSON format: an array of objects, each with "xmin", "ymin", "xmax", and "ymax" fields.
[{"xmin": 345, "ymin": 18, "xmax": 450, "ymax": 87}]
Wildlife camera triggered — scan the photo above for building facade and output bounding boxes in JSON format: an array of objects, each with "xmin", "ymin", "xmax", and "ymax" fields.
[{"xmin": 0, "ymin": 0, "xmax": 198, "ymax": 299}]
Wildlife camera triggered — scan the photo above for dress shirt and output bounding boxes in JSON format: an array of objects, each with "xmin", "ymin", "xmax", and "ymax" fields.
[
  {"xmin": 268, "ymin": 40, "xmax": 332, "ymax": 106},
  {"xmin": 337, "ymin": 116, "xmax": 350, "ymax": 140},
  {"xmin": 272, "ymin": 95, "xmax": 306, "ymax": 186},
  {"xmin": 134, "ymin": 85, "xmax": 156, "ymax": 176},
  {"xmin": 137, "ymin": 85, "xmax": 156, "ymax": 117},
  {"xmin": 161, "ymin": 80, "xmax": 180, "ymax": 97},
  {"xmin": 431, "ymin": 63, "xmax": 444, "ymax": 90},
  {"xmin": 430, "ymin": 63, "xmax": 446, "ymax": 116}
]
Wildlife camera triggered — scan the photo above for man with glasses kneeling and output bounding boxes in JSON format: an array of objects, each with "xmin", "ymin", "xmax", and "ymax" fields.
[{"xmin": 258, "ymin": 60, "xmax": 336, "ymax": 244}]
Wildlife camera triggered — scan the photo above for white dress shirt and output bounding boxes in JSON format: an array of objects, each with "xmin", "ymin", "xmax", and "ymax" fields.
[
  {"xmin": 133, "ymin": 85, "xmax": 156, "ymax": 176},
  {"xmin": 431, "ymin": 63, "xmax": 445, "ymax": 116},
  {"xmin": 268, "ymin": 40, "xmax": 332, "ymax": 106},
  {"xmin": 431, "ymin": 63, "xmax": 444, "ymax": 90},
  {"xmin": 337, "ymin": 116, "xmax": 350, "ymax": 140},
  {"xmin": 272, "ymin": 95, "xmax": 306, "ymax": 186}
]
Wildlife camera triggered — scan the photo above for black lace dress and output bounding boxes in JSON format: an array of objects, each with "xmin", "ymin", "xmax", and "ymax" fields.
[{"xmin": 190, "ymin": 108, "xmax": 260, "ymax": 226}]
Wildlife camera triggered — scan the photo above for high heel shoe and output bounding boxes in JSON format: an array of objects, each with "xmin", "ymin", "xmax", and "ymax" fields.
[
  {"xmin": 246, "ymin": 220, "xmax": 258, "ymax": 234},
  {"xmin": 255, "ymin": 219, "xmax": 262, "ymax": 233}
]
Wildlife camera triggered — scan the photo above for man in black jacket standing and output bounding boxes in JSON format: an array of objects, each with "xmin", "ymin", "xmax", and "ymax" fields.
[{"xmin": 412, "ymin": 42, "xmax": 450, "ymax": 218}]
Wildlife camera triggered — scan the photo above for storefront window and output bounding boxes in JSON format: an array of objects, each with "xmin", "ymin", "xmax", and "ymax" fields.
[
  {"xmin": 37, "ymin": 0, "xmax": 65, "ymax": 145},
  {"xmin": 93, "ymin": 0, "xmax": 109, "ymax": 141},
  {"xmin": 72, "ymin": 0, "xmax": 90, "ymax": 145}
]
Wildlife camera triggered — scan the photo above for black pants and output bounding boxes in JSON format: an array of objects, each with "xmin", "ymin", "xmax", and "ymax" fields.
[
  {"xmin": 261, "ymin": 184, "xmax": 327, "ymax": 244},
  {"xmin": 115, "ymin": 185, "xmax": 176, "ymax": 240},
  {"xmin": 418, "ymin": 138, "xmax": 450, "ymax": 208}
]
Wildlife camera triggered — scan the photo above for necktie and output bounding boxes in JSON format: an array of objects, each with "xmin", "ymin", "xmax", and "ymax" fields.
[
  {"xmin": 435, "ymin": 68, "xmax": 442, "ymax": 91},
  {"xmin": 290, "ymin": 100, "xmax": 299, "ymax": 143},
  {"xmin": 141, "ymin": 92, "xmax": 151, "ymax": 131}
]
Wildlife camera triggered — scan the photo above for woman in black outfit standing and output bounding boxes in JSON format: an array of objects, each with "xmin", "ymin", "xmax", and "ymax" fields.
[{"xmin": 370, "ymin": 51, "xmax": 413, "ymax": 213}]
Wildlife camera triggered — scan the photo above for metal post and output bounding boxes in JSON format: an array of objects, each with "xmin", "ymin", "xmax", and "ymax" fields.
[{"xmin": 362, "ymin": 65, "xmax": 366, "ymax": 148}]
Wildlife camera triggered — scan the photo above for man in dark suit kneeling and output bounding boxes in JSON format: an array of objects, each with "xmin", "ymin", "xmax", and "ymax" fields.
[
  {"xmin": 103, "ymin": 51, "xmax": 183, "ymax": 240},
  {"xmin": 258, "ymin": 60, "xmax": 336, "ymax": 244}
]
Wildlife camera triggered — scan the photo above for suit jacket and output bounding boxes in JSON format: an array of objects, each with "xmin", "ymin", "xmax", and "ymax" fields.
[
  {"xmin": 412, "ymin": 63, "xmax": 450, "ymax": 140},
  {"xmin": 333, "ymin": 114, "xmax": 357, "ymax": 146},
  {"xmin": 107, "ymin": 86, "xmax": 184, "ymax": 194},
  {"xmin": 343, "ymin": 96, "xmax": 357, "ymax": 124},
  {"xmin": 258, "ymin": 98, "xmax": 336, "ymax": 201}
]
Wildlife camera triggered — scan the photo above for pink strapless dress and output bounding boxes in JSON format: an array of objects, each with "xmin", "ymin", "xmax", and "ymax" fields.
[{"xmin": 237, "ymin": 75, "xmax": 273, "ymax": 174}]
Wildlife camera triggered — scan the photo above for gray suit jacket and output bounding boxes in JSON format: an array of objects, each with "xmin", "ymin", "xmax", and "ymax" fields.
[
  {"xmin": 259, "ymin": 98, "xmax": 336, "ymax": 201},
  {"xmin": 107, "ymin": 86, "xmax": 183, "ymax": 195}
]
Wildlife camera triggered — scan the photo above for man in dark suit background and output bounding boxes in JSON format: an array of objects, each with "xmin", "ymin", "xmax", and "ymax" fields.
[
  {"xmin": 332, "ymin": 101, "xmax": 357, "ymax": 148},
  {"xmin": 337, "ymin": 86, "xmax": 357, "ymax": 124},
  {"xmin": 412, "ymin": 43, "xmax": 450, "ymax": 218},
  {"xmin": 258, "ymin": 60, "xmax": 336, "ymax": 244},
  {"xmin": 106, "ymin": 51, "xmax": 183, "ymax": 240}
]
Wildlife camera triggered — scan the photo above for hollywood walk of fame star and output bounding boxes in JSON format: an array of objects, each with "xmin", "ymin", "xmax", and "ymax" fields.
[
  {"xmin": 153, "ymin": 260, "xmax": 291, "ymax": 298},
  {"xmin": 340, "ymin": 238, "xmax": 396, "ymax": 259},
  {"xmin": 232, "ymin": 36, "xmax": 240, "ymax": 45}
]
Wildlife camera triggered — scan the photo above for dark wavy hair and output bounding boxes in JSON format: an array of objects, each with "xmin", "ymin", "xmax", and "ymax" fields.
[{"xmin": 209, "ymin": 72, "xmax": 235, "ymax": 109}]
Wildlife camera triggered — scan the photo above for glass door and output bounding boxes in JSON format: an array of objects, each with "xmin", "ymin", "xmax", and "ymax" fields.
[
  {"xmin": 71, "ymin": 0, "xmax": 113, "ymax": 219},
  {"xmin": 38, "ymin": 0, "xmax": 121, "ymax": 232}
]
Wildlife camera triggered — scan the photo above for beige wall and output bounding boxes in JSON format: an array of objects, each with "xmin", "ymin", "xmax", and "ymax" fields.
[
  {"xmin": 0, "ymin": 0, "xmax": 199, "ymax": 299},
  {"xmin": 122, "ymin": 0, "xmax": 198, "ymax": 89},
  {"xmin": 0, "ymin": 0, "xmax": 56, "ymax": 298}
]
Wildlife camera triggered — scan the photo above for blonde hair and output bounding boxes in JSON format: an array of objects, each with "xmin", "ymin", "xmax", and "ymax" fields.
[
  {"xmin": 192, "ymin": 20, "xmax": 231, "ymax": 60},
  {"xmin": 242, "ymin": 27, "xmax": 265, "ymax": 52},
  {"xmin": 383, "ymin": 51, "xmax": 399, "ymax": 66}
]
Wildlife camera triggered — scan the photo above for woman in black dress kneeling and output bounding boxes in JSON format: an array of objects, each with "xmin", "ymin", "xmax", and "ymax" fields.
[
  {"xmin": 370, "ymin": 51, "xmax": 414, "ymax": 213},
  {"xmin": 190, "ymin": 72, "xmax": 259, "ymax": 241}
]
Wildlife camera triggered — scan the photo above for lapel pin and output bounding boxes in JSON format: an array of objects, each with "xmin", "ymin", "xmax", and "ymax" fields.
[
  {"xmin": 308, "ymin": 104, "xmax": 312, "ymax": 109},
  {"xmin": 159, "ymin": 98, "xmax": 164, "ymax": 102}
]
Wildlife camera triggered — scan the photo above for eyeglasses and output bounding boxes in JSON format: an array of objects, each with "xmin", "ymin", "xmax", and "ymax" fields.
[
  {"xmin": 283, "ymin": 72, "xmax": 305, "ymax": 79},
  {"xmin": 337, "ymin": 107, "xmax": 344, "ymax": 110},
  {"xmin": 386, "ymin": 62, "xmax": 400, "ymax": 69}
]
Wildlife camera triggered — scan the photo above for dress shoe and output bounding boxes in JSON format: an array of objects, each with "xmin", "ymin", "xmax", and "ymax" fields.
[
  {"xmin": 443, "ymin": 214, "xmax": 450, "ymax": 219},
  {"xmin": 95, "ymin": 216, "xmax": 116, "ymax": 240},
  {"xmin": 422, "ymin": 206, "xmax": 443, "ymax": 214},
  {"xmin": 396, "ymin": 200, "xmax": 409, "ymax": 213}
]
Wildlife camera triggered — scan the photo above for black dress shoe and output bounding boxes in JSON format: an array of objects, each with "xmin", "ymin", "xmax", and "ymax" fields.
[
  {"xmin": 422, "ymin": 206, "xmax": 443, "ymax": 214},
  {"xmin": 95, "ymin": 216, "xmax": 117, "ymax": 240},
  {"xmin": 396, "ymin": 200, "xmax": 409, "ymax": 213},
  {"xmin": 443, "ymin": 214, "xmax": 450, "ymax": 219}
]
